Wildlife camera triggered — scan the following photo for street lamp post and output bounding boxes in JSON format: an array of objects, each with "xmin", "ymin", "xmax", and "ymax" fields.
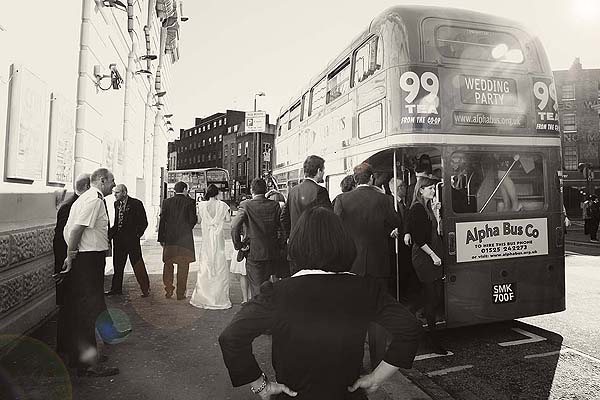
[
  {"xmin": 254, "ymin": 91, "xmax": 265, "ymax": 112},
  {"xmin": 253, "ymin": 91, "xmax": 266, "ymax": 182}
]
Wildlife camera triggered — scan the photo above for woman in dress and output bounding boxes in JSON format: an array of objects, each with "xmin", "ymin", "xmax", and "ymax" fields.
[
  {"xmin": 190, "ymin": 184, "xmax": 232, "ymax": 310},
  {"xmin": 405, "ymin": 176, "xmax": 446, "ymax": 354}
]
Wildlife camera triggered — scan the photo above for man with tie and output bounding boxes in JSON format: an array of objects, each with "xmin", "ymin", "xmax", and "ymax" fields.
[
  {"xmin": 105, "ymin": 184, "xmax": 150, "ymax": 297},
  {"xmin": 61, "ymin": 168, "xmax": 128, "ymax": 377}
]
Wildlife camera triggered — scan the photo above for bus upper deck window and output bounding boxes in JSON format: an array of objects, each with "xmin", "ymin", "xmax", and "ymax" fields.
[{"xmin": 436, "ymin": 26, "xmax": 524, "ymax": 64}]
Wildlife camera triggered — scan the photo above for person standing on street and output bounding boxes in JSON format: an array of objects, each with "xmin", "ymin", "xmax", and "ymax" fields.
[
  {"xmin": 334, "ymin": 162, "xmax": 404, "ymax": 370},
  {"xmin": 53, "ymin": 173, "xmax": 90, "ymax": 361},
  {"xmin": 231, "ymin": 178, "xmax": 281, "ymax": 298},
  {"xmin": 582, "ymin": 195, "xmax": 593, "ymax": 238},
  {"xmin": 105, "ymin": 184, "xmax": 151, "ymax": 297},
  {"xmin": 589, "ymin": 194, "xmax": 600, "ymax": 243},
  {"xmin": 190, "ymin": 184, "xmax": 232, "ymax": 309},
  {"xmin": 158, "ymin": 181, "xmax": 198, "ymax": 300},
  {"xmin": 280, "ymin": 155, "xmax": 331, "ymax": 237},
  {"xmin": 61, "ymin": 168, "xmax": 124, "ymax": 377}
]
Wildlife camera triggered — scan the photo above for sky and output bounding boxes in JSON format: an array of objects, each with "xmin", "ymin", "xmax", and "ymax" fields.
[{"xmin": 169, "ymin": 0, "xmax": 600, "ymax": 130}]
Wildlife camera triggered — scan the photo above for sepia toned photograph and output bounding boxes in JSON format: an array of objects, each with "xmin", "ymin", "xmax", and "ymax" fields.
[{"xmin": 1, "ymin": 1, "xmax": 599, "ymax": 399}]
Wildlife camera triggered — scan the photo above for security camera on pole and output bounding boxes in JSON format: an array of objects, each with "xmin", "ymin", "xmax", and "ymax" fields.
[{"xmin": 246, "ymin": 92, "xmax": 266, "ymax": 189}]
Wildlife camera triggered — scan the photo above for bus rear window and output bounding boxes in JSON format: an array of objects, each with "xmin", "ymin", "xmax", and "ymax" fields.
[
  {"xmin": 450, "ymin": 151, "xmax": 544, "ymax": 213},
  {"xmin": 436, "ymin": 26, "xmax": 524, "ymax": 64}
]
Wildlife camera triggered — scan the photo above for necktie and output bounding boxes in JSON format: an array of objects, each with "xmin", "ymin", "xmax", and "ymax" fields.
[{"xmin": 118, "ymin": 201, "xmax": 125, "ymax": 231}]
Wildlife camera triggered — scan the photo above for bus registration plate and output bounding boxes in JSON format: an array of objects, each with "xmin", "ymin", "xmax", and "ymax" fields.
[{"xmin": 492, "ymin": 282, "xmax": 516, "ymax": 304}]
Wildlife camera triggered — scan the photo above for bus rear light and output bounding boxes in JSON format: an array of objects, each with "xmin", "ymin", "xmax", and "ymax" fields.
[
  {"xmin": 448, "ymin": 231, "xmax": 456, "ymax": 255},
  {"xmin": 555, "ymin": 226, "xmax": 564, "ymax": 248}
]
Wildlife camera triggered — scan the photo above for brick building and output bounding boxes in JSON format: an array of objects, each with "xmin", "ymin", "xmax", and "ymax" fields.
[
  {"xmin": 171, "ymin": 110, "xmax": 275, "ymax": 201},
  {"xmin": 554, "ymin": 58, "xmax": 600, "ymax": 215}
]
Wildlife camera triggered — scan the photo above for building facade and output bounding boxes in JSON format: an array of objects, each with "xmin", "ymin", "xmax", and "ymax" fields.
[
  {"xmin": 0, "ymin": 0, "xmax": 183, "ymax": 344},
  {"xmin": 554, "ymin": 58, "xmax": 600, "ymax": 215},
  {"xmin": 171, "ymin": 110, "xmax": 275, "ymax": 201}
]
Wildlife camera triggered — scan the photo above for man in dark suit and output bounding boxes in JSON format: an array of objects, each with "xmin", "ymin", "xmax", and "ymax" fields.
[
  {"xmin": 334, "ymin": 162, "xmax": 403, "ymax": 370},
  {"xmin": 105, "ymin": 184, "xmax": 150, "ymax": 297},
  {"xmin": 53, "ymin": 173, "xmax": 90, "ymax": 359},
  {"xmin": 281, "ymin": 155, "xmax": 331, "ymax": 237},
  {"xmin": 232, "ymin": 178, "xmax": 281, "ymax": 297},
  {"xmin": 158, "ymin": 181, "xmax": 198, "ymax": 300}
]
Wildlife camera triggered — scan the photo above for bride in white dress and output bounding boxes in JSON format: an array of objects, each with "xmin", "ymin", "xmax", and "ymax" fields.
[{"xmin": 190, "ymin": 184, "xmax": 232, "ymax": 310}]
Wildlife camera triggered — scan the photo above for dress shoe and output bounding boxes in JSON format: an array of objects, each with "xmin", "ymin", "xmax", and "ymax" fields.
[
  {"xmin": 141, "ymin": 289, "xmax": 150, "ymax": 298},
  {"xmin": 104, "ymin": 328, "xmax": 132, "ymax": 345},
  {"xmin": 77, "ymin": 365, "xmax": 120, "ymax": 377},
  {"xmin": 104, "ymin": 290, "xmax": 123, "ymax": 296}
]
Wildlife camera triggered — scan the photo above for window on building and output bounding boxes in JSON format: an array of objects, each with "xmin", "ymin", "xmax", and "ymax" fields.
[
  {"xmin": 202, "ymin": 126, "xmax": 206, "ymax": 132},
  {"xmin": 244, "ymin": 141, "xmax": 249, "ymax": 155},
  {"xmin": 213, "ymin": 121, "xmax": 217, "ymax": 128},
  {"xmin": 231, "ymin": 146, "xmax": 234, "ymax": 156},
  {"xmin": 214, "ymin": 136, "xmax": 217, "ymax": 144},
  {"xmin": 218, "ymin": 151, "xmax": 221, "ymax": 159},
  {"xmin": 228, "ymin": 127, "xmax": 232, "ymax": 133},
  {"xmin": 201, "ymin": 154, "xmax": 205, "ymax": 162},
  {"xmin": 238, "ymin": 162, "xmax": 242, "ymax": 176},
  {"xmin": 563, "ymin": 146, "xmax": 578, "ymax": 170},
  {"xmin": 209, "ymin": 137, "xmax": 212, "ymax": 145},
  {"xmin": 278, "ymin": 111, "xmax": 288, "ymax": 136},
  {"xmin": 202, "ymin": 139, "xmax": 206, "ymax": 147},
  {"xmin": 207, "ymin": 124, "xmax": 211, "ymax": 130},
  {"xmin": 219, "ymin": 119, "xmax": 223, "ymax": 126},
  {"xmin": 327, "ymin": 59, "xmax": 351, "ymax": 103},
  {"xmin": 561, "ymin": 84, "xmax": 575, "ymax": 100},
  {"xmin": 237, "ymin": 142, "xmax": 242, "ymax": 156},
  {"xmin": 562, "ymin": 113, "xmax": 576, "ymax": 132},
  {"xmin": 233, "ymin": 124, "xmax": 239, "ymax": 133},
  {"xmin": 224, "ymin": 117, "xmax": 227, "ymax": 124},
  {"xmin": 219, "ymin": 134, "xmax": 222, "ymax": 142}
]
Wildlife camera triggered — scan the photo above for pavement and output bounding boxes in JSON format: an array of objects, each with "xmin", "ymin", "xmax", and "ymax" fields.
[
  {"xmin": 0, "ymin": 226, "xmax": 434, "ymax": 400},
  {"xmin": 564, "ymin": 219, "xmax": 600, "ymax": 248}
]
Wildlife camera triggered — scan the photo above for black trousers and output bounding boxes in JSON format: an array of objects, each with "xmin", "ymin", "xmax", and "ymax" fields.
[
  {"xmin": 163, "ymin": 262, "xmax": 190, "ymax": 297},
  {"xmin": 63, "ymin": 251, "xmax": 107, "ymax": 366},
  {"xmin": 368, "ymin": 277, "xmax": 390, "ymax": 370},
  {"xmin": 245, "ymin": 259, "xmax": 272, "ymax": 298},
  {"xmin": 110, "ymin": 237, "xmax": 150, "ymax": 293},
  {"xmin": 589, "ymin": 218, "xmax": 599, "ymax": 240}
]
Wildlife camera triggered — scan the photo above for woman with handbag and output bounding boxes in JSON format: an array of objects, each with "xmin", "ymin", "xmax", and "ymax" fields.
[{"xmin": 405, "ymin": 176, "xmax": 447, "ymax": 355}]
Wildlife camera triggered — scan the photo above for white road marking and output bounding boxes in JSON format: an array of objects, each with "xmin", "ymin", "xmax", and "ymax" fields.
[
  {"xmin": 524, "ymin": 350, "xmax": 561, "ymax": 359},
  {"xmin": 426, "ymin": 365, "xmax": 473, "ymax": 377},
  {"xmin": 498, "ymin": 328, "xmax": 547, "ymax": 347},
  {"xmin": 525, "ymin": 347, "xmax": 600, "ymax": 363},
  {"xmin": 414, "ymin": 351, "xmax": 454, "ymax": 361}
]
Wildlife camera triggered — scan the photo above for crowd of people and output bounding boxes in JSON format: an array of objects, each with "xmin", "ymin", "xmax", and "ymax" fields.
[{"xmin": 53, "ymin": 154, "xmax": 450, "ymax": 396}]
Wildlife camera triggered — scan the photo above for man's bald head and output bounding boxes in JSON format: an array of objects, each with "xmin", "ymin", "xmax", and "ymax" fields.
[
  {"xmin": 113, "ymin": 184, "xmax": 128, "ymax": 201},
  {"xmin": 74, "ymin": 173, "xmax": 91, "ymax": 195}
]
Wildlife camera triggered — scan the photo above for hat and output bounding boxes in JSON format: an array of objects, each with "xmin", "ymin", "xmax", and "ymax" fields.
[
  {"xmin": 236, "ymin": 248, "xmax": 249, "ymax": 262},
  {"xmin": 237, "ymin": 238, "xmax": 250, "ymax": 262}
]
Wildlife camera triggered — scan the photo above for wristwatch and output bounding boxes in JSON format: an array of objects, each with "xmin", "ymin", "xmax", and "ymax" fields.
[{"xmin": 250, "ymin": 372, "xmax": 267, "ymax": 394}]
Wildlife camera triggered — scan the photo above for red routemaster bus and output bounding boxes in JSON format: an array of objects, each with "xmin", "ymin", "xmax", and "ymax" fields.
[{"xmin": 273, "ymin": 6, "xmax": 564, "ymax": 328}]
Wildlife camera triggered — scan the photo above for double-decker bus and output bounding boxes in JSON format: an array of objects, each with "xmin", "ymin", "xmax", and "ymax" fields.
[
  {"xmin": 273, "ymin": 6, "xmax": 564, "ymax": 328},
  {"xmin": 166, "ymin": 168, "xmax": 230, "ymax": 203}
]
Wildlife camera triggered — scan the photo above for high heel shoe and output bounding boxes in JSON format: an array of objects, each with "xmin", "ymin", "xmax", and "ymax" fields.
[{"xmin": 513, "ymin": 203, "xmax": 524, "ymax": 212}]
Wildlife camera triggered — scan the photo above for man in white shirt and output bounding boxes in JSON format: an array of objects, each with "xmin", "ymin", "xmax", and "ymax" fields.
[{"xmin": 62, "ymin": 168, "xmax": 126, "ymax": 377}]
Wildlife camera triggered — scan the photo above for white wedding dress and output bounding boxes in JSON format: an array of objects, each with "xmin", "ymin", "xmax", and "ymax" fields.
[{"xmin": 190, "ymin": 199, "xmax": 232, "ymax": 310}]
